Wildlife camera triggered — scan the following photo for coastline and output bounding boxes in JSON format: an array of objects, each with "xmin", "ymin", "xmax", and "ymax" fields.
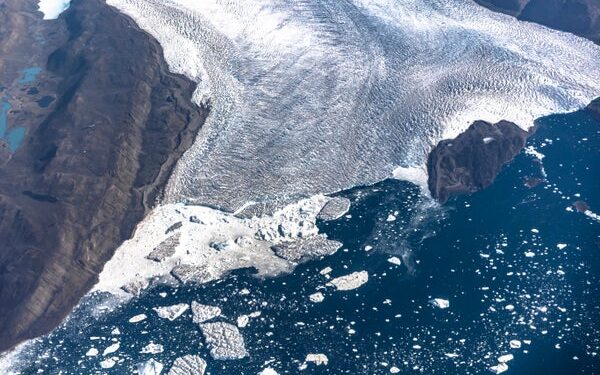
[{"xmin": 0, "ymin": 0, "xmax": 208, "ymax": 352}]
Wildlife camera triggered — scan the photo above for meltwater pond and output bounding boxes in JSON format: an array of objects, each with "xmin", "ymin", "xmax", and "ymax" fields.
[{"xmin": 4, "ymin": 108, "xmax": 599, "ymax": 374}]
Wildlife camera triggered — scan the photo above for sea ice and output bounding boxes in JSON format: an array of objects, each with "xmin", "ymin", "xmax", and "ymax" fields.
[
  {"xmin": 199, "ymin": 322, "xmax": 248, "ymax": 360},
  {"xmin": 129, "ymin": 314, "xmax": 147, "ymax": 323},
  {"xmin": 327, "ymin": 271, "xmax": 369, "ymax": 291},
  {"xmin": 387, "ymin": 257, "xmax": 402, "ymax": 266},
  {"xmin": 102, "ymin": 343, "xmax": 120, "ymax": 356},
  {"xmin": 430, "ymin": 298, "xmax": 450, "ymax": 309},
  {"xmin": 309, "ymin": 292, "xmax": 325, "ymax": 303},
  {"xmin": 168, "ymin": 355, "xmax": 207, "ymax": 375},
  {"xmin": 153, "ymin": 303, "xmax": 189, "ymax": 321},
  {"xmin": 489, "ymin": 363, "xmax": 509, "ymax": 374},
  {"xmin": 85, "ymin": 348, "xmax": 98, "ymax": 357},
  {"xmin": 304, "ymin": 353, "xmax": 328, "ymax": 366},
  {"xmin": 317, "ymin": 197, "xmax": 351, "ymax": 221},
  {"xmin": 191, "ymin": 301, "xmax": 221, "ymax": 324},
  {"xmin": 137, "ymin": 359, "xmax": 163, "ymax": 375},
  {"xmin": 141, "ymin": 343, "xmax": 164, "ymax": 354}
]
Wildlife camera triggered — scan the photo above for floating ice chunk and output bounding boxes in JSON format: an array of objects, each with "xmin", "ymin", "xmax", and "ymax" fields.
[
  {"xmin": 317, "ymin": 197, "xmax": 351, "ymax": 221},
  {"xmin": 557, "ymin": 243, "xmax": 567, "ymax": 250},
  {"xmin": 390, "ymin": 367, "xmax": 401, "ymax": 374},
  {"xmin": 85, "ymin": 348, "xmax": 98, "ymax": 357},
  {"xmin": 524, "ymin": 146, "xmax": 545, "ymax": 161},
  {"xmin": 327, "ymin": 271, "xmax": 369, "ymax": 291},
  {"xmin": 199, "ymin": 322, "xmax": 248, "ymax": 360},
  {"xmin": 100, "ymin": 358, "xmax": 116, "ymax": 369},
  {"xmin": 430, "ymin": 298, "xmax": 450, "ymax": 309},
  {"xmin": 259, "ymin": 368, "xmax": 279, "ymax": 375},
  {"xmin": 111, "ymin": 328, "xmax": 121, "ymax": 335},
  {"xmin": 191, "ymin": 301, "xmax": 221, "ymax": 324},
  {"xmin": 509, "ymin": 340, "xmax": 522, "ymax": 349},
  {"xmin": 304, "ymin": 353, "xmax": 328, "ymax": 366},
  {"xmin": 102, "ymin": 343, "xmax": 120, "ymax": 356},
  {"xmin": 270, "ymin": 235, "xmax": 341, "ymax": 263},
  {"xmin": 141, "ymin": 343, "xmax": 164, "ymax": 354},
  {"xmin": 137, "ymin": 359, "xmax": 163, "ymax": 375},
  {"xmin": 505, "ymin": 305, "xmax": 515, "ymax": 311},
  {"xmin": 153, "ymin": 303, "xmax": 189, "ymax": 321},
  {"xmin": 168, "ymin": 355, "xmax": 207, "ymax": 375},
  {"xmin": 530, "ymin": 228, "xmax": 539, "ymax": 234},
  {"xmin": 387, "ymin": 257, "xmax": 402, "ymax": 266},
  {"xmin": 129, "ymin": 314, "xmax": 147, "ymax": 323},
  {"xmin": 444, "ymin": 353, "xmax": 459, "ymax": 358},
  {"xmin": 309, "ymin": 292, "xmax": 325, "ymax": 303},
  {"xmin": 237, "ymin": 315, "xmax": 250, "ymax": 328},
  {"xmin": 524, "ymin": 251, "xmax": 535, "ymax": 258},
  {"xmin": 37, "ymin": 0, "xmax": 70, "ymax": 20},
  {"xmin": 498, "ymin": 354, "xmax": 514, "ymax": 363},
  {"xmin": 386, "ymin": 214, "xmax": 397, "ymax": 222},
  {"xmin": 489, "ymin": 363, "xmax": 509, "ymax": 374},
  {"xmin": 320, "ymin": 267, "xmax": 332, "ymax": 275},
  {"xmin": 364, "ymin": 245, "xmax": 373, "ymax": 251},
  {"xmin": 483, "ymin": 137, "xmax": 495, "ymax": 144}
]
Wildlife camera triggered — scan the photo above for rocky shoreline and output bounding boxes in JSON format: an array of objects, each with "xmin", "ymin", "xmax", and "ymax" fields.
[{"xmin": 0, "ymin": 0, "xmax": 207, "ymax": 352}]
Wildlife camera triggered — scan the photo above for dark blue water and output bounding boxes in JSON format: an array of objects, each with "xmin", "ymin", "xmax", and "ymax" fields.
[{"xmin": 5, "ymin": 107, "xmax": 599, "ymax": 374}]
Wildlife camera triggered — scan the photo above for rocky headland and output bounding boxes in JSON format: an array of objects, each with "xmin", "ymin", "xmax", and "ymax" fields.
[{"xmin": 0, "ymin": 0, "xmax": 207, "ymax": 352}]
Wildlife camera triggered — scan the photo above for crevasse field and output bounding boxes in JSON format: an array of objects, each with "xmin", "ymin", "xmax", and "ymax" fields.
[{"xmin": 108, "ymin": 0, "xmax": 600, "ymax": 211}]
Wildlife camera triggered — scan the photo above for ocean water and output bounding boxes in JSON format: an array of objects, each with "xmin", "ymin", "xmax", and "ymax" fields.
[{"xmin": 3, "ymin": 103, "xmax": 598, "ymax": 374}]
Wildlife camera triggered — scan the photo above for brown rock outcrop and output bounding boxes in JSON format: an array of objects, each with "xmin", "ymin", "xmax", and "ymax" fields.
[
  {"xmin": 427, "ymin": 120, "xmax": 529, "ymax": 203},
  {"xmin": 0, "ymin": 0, "xmax": 207, "ymax": 351}
]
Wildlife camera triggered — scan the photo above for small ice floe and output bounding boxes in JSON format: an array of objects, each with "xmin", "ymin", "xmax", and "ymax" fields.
[
  {"xmin": 387, "ymin": 256, "xmax": 402, "ymax": 266},
  {"xmin": 509, "ymin": 340, "xmax": 522, "ymax": 349},
  {"xmin": 390, "ymin": 366, "xmax": 401, "ymax": 373},
  {"xmin": 489, "ymin": 363, "xmax": 509, "ymax": 374},
  {"xmin": 102, "ymin": 343, "xmax": 120, "ymax": 356},
  {"xmin": 191, "ymin": 301, "xmax": 221, "ymax": 324},
  {"xmin": 237, "ymin": 312, "xmax": 261, "ymax": 328},
  {"xmin": 270, "ymin": 235, "xmax": 341, "ymax": 263},
  {"xmin": 309, "ymin": 292, "xmax": 325, "ymax": 303},
  {"xmin": 146, "ymin": 234, "xmax": 180, "ymax": 262},
  {"xmin": 111, "ymin": 328, "xmax": 121, "ymax": 335},
  {"xmin": 556, "ymin": 243, "xmax": 567, "ymax": 250},
  {"xmin": 505, "ymin": 304, "xmax": 515, "ymax": 311},
  {"xmin": 303, "ymin": 353, "xmax": 328, "ymax": 367},
  {"xmin": 199, "ymin": 322, "xmax": 248, "ymax": 360},
  {"xmin": 141, "ymin": 343, "xmax": 164, "ymax": 354},
  {"xmin": 239, "ymin": 288, "xmax": 251, "ymax": 296},
  {"xmin": 137, "ymin": 359, "xmax": 163, "ymax": 375},
  {"xmin": 524, "ymin": 251, "xmax": 535, "ymax": 258},
  {"xmin": 320, "ymin": 267, "xmax": 332, "ymax": 275},
  {"xmin": 100, "ymin": 358, "xmax": 116, "ymax": 369},
  {"xmin": 386, "ymin": 214, "xmax": 397, "ymax": 222},
  {"xmin": 153, "ymin": 303, "xmax": 189, "ymax": 321},
  {"xmin": 168, "ymin": 355, "xmax": 207, "ymax": 375},
  {"xmin": 317, "ymin": 197, "xmax": 351, "ymax": 221},
  {"xmin": 430, "ymin": 298, "xmax": 450, "ymax": 309},
  {"xmin": 498, "ymin": 354, "xmax": 514, "ymax": 363},
  {"xmin": 364, "ymin": 245, "xmax": 373, "ymax": 251},
  {"xmin": 129, "ymin": 314, "xmax": 147, "ymax": 323},
  {"xmin": 327, "ymin": 271, "xmax": 369, "ymax": 291},
  {"xmin": 483, "ymin": 137, "xmax": 495, "ymax": 144},
  {"xmin": 444, "ymin": 353, "xmax": 460, "ymax": 358},
  {"xmin": 258, "ymin": 368, "xmax": 279, "ymax": 375},
  {"xmin": 531, "ymin": 228, "xmax": 539, "ymax": 234},
  {"xmin": 85, "ymin": 348, "xmax": 98, "ymax": 357}
]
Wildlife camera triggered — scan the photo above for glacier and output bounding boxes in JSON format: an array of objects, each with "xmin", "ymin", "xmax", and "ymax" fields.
[
  {"xmin": 38, "ymin": 0, "xmax": 71, "ymax": 19},
  {"xmin": 106, "ymin": 0, "xmax": 600, "ymax": 212}
]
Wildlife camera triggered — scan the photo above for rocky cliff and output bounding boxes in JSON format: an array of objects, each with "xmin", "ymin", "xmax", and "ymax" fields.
[
  {"xmin": 0, "ymin": 0, "xmax": 207, "ymax": 351},
  {"xmin": 427, "ymin": 121, "xmax": 530, "ymax": 203}
]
